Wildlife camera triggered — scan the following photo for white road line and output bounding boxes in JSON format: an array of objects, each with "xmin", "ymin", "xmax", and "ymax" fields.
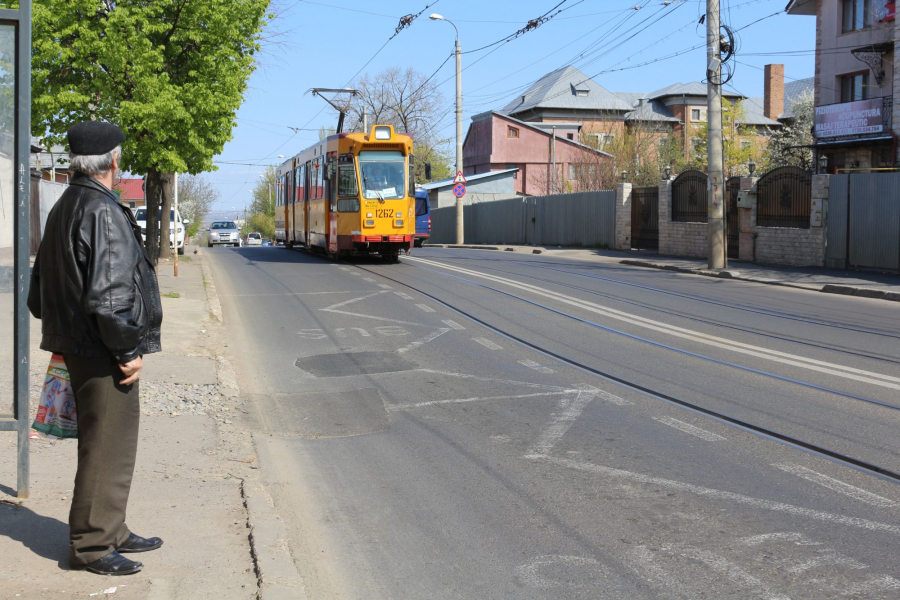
[
  {"xmin": 219, "ymin": 291, "xmax": 367, "ymax": 297},
  {"xmin": 786, "ymin": 552, "xmax": 866, "ymax": 574},
  {"xmin": 840, "ymin": 576, "xmax": 900, "ymax": 596},
  {"xmin": 525, "ymin": 389, "xmax": 597, "ymax": 458},
  {"xmin": 377, "ymin": 284, "xmax": 392, "ymax": 289},
  {"xmin": 519, "ymin": 359, "xmax": 554, "ymax": 374},
  {"xmin": 741, "ymin": 532, "xmax": 820, "ymax": 547},
  {"xmin": 653, "ymin": 416, "xmax": 726, "ymax": 441},
  {"xmin": 415, "ymin": 368, "xmax": 571, "ymax": 391},
  {"xmin": 473, "ymin": 337, "xmax": 503, "ymax": 350},
  {"xmin": 531, "ymin": 455, "xmax": 900, "ymax": 535},
  {"xmin": 515, "ymin": 555, "xmax": 602, "ymax": 590},
  {"xmin": 350, "ymin": 272, "xmax": 361, "ymax": 276},
  {"xmin": 773, "ymin": 463, "xmax": 896, "ymax": 508},
  {"xmin": 626, "ymin": 546, "xmax": 693, "ymax": 598},
  {"xmin": 442, "ymin": 319, "xmax": 465, "ymax": 330},
  {"xmin": 363, "ymin": 277, "xmax": 376, "ymax": 282},
  {"xmin": 416, "ymin": 303, "xmax": 435, "ymax": 313},
  {"xmin": 397, "ymin": 328, "xmax": 451, "ymax": 354},
  {"xmin": 685, "ymin": 549, "xmax": 789, "ymax": 600},
  {"xmin": 407, "ymin": 257, "xmax": 900, "ymax": 390},
  {"xmin": 320, "ymin": 291, "xmax": 423, "ymax": 326},
  {"xmin": 394, "ymin": 292, "xmax": 414, "ymax": 300},
  {"xmin": 390, "ymin": 390, "xmax": 579, "ymax": 411}
]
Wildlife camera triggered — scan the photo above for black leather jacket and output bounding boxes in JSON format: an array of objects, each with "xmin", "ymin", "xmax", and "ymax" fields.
[{"xmin": 28, "ymin": 173, "xmax": 163, "ymax": 363}]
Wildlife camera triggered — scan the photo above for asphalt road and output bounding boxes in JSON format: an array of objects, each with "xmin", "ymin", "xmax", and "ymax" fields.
[{"xmin": 207, "ymin": 245, "xmax": 900, "ymax": 599}]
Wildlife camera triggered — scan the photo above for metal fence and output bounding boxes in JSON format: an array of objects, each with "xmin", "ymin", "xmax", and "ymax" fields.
[
  {"xmin": 828, "ymin": 173, "xmax": 900, "ymax": 271},
  {"xmin": 631, "ymin": 186, "xmax": 659, "ymax": 249},
  {"xmin": 430, "ymin": 190, "xmax": 616, "ymax": 248},
  {"xmin": 671, "ymin": 169, "xmax": 708, "ymax": 223},
  {"xmin": 756, "ymin": 166, "xmax": 812, "ymax": 229}
]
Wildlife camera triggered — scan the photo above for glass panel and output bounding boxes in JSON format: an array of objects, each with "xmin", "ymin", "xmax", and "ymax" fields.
[
  {"xmin": 415, "ymin": 197, "xmax": 429, "ymax": 216},
  {"xmin": 358, "ymin": 151, "xmax": 406, "ymax": 200},
  {"xmin": 338, "ymin": 165, "xmax": 359, "ymax": 197},
  {"xmin": 0, "ymin": 25, "xmax": 16, "ymax": 418},
  {"xmin": 408, "ymin": 154, "xmax": 415, "ymax": 198},
  {"xmin": 337, "ymin": 198, "xmax": 360, "ymax": 213}
]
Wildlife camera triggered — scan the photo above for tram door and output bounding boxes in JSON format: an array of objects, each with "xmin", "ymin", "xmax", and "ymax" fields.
[
  {"xmin": 304, "ymin": 161, "xmax": 312, "ymax": 246},
  {"xmin": 297, "ymin": 164, "xmax": 307, "ymax": 245},
  {"xmin": 285, "ymin": 171, "xmax": 294, "ymax": 243}
]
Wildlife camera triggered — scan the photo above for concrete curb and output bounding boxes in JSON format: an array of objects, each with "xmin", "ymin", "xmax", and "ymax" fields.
[
  {"xmin": 422, "ymin": 243, "xmax": 543, "ymax": 254},
  {"xmin": 621, "ymin": 259, "xmax": 900, "ymax": 302},
  {"xmin": 197, "ymin": 249, "xmax": 241, "ymax": 398}
]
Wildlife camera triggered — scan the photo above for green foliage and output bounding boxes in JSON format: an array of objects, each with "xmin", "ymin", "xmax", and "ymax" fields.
[
  {"xmin": 178, "ymin": 174, "xmax": 218, "ymax": 238},
  {"xmin": 31, "ymin": 0, "xmax": 270, "ymax": 176},
  {"xmin": 245, "ymin": 212, "xmax": 274, "ymax": 240},
  {"xmin": 691, "ymin": 99, "xmax": 766, "ymax": 176},
  {"xmin": 764, "ymin": 89, "xmax": 814, "ymax": 169},
  {"xmin": 244, "ymin": 165, "xmax": 276, "ymax": 238}
]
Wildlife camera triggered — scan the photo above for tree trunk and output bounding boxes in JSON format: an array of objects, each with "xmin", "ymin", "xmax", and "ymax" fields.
[
  {"xmin": 159, "ymin": 172, "xmax": 174, "ymax": 259},
  {"xmin": 144, "ymin": 168, "xmax": 162, "ymax": 265}
]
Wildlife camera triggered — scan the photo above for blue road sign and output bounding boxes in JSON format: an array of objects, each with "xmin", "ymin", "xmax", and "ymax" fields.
[{"xmin": 453, "ymin": 183, "xmax": 466, "ymax": 198}]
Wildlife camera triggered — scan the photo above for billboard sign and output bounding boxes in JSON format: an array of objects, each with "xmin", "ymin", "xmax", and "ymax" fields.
[{"xmin": 815, "ymin": 98, "xmax": 885, "ymax": 138}]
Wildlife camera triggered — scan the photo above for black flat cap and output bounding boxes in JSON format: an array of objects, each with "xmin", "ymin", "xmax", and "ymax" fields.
[{"xmin": 67, "ymin": 121, "xmax": 125, "ymax": 155}]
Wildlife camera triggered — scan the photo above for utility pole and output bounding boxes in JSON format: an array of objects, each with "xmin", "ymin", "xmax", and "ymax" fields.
[
  {"xmin": 706, "ymin": 0, "xmax": 726, "ymax": 269},
  {"xmin": 173, "ymin": 172, "xmax": 179, "ymax": 277}
]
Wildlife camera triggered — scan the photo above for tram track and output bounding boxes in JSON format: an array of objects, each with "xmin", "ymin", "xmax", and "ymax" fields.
[
  {"xmin": 431, "ymin": 254, "xmax": 900, "ymax": 340},
  {"xmin": 409, "ymin": 255, "xmax": 900, "ymax": 365},
  {"xmin": 350, "ymin": 259, "xmax": 900, "ymax": 486}
]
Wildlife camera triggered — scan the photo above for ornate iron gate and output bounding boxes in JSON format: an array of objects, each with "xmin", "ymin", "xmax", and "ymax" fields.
[
  {"xmin": 631, "ymin": 186, "xmax": 659, "ymax": 249},
  {"xmin": 726, "ymin": 177, "xmax": 741, "ymax": 259},
  {"xmin": 671, "ymin": 169, "xmax": 708, "ymax": 223},
  {"xmin": 756, "ymin": 166, "xmax": 812, "ymax": 229}
]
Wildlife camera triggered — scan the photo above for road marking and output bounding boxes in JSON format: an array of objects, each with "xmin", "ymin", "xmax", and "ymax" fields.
[
  {"xmin": 516, "ymin": 555, "xmax": 602, "ymax": 590},
  {"xmin": 320, "ymin": 291, "xmax": 423, "ymax": 325},
  {"xmin": 531, "ymin": 455, "xmax": 900, "ymax": 535},
  {"xmin": 473, "ymin": 337, "xmax": 503, "ymax": 350},
  {"xmin": 394, "ymin": 292, "xmax": 414, "ymax": 300},
  {"xmin": 841, "ymin": 576, "xmax": 900, "ymax": 596},
  {"xmin": 684, "ymin": 549, "xmax": 789, "ymax": 600},
  {"xmin": 653, "ymin": 416, "xmax": 726, "ymax": 441},
  {"xmin": 525, "ymin": 389, "xmax": 597, "ymax": 458},
  {"xmin": 785, "ymin": 551, "xmax": 866, "ymax": 574},
  {"xmin": 773, "ymin": 463, "xmax": 896, "ymax": 507},
  {"xmin": 397, "ymin": 328, "xmax": 451, "ymax": 354},
  {"xmin": 378, "ymin": 283, "xmax": 392, "ymax": 289},
  {"xmin": 350, "ymin": 271, "xmax": 361, "ymax": 276},
  {"xmin": 416, "ymin": 303, "xmax": 435, "ymax": 313},
  {"xmin": 626, "ymin": 546, "xmax": 692, "ymax": 598},
  {"xmin": 442, "ymin": 319, "xmax": 465, "ymax": 330},
  {"xmin": 519, "ymin": 359, "xmax": 554, "ymax": 374},
  {"xmin": 335, "ymin": 327, "xmax": 371, "ymax": 337},
  {"xmin": 363, "ymin": 277, "xmax": 376, "ymax": 282},
  {"xmin": 219, "ymin": 291, "xmax": 367, "ymax": 297},
  {"xmin": 415, "ymin": 368, "xmax": 570, "ymax": 391},
  {"xmin": 390, "ymin": 390, "xmax": 579, "ymax": 411},
  {"xmin": 742, "ymin": 532, "xmax": 820, "ymax": 546},
  {"xmin": 407, "ymin": 257, "xmax": 900, "ymax": 390},
  {"xmin": 339, "ymin": 267, "xmax": 350, "ymax": 271}
]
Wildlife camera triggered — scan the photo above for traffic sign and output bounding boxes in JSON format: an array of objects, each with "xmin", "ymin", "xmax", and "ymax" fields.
[
  {"xmin": 452, "ymin": 183, "xmax": 466, "ymax": 198},
  {"xmin": 453, "ymin": 170, "xmax": 467, "ymax": 184}
]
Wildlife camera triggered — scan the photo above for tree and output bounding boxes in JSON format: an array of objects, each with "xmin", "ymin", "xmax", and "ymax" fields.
[
  {"xmin": 691, "ymin": 99, "xmax": 768, "ymax": 176},
  {"xmin": 346, "ymin": 67, "xmax": 451, "ymax": 183},
  {"xmin": 32, "ymin": 0, "xmax": 269, "ymax": 263},
  {"xmin": 245, "ymin": 166, "xmax": 276, "ymax": 239},
  {"xmin": 177, "ymin": 174, "xmax": 218, "ymax": 239},
  {"xmin": 765, "ymin": 89, "xmax": 814, "ymax": 170}
]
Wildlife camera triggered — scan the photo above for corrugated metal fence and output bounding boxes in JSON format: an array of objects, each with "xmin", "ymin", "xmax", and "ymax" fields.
[
  {"xmin": 828, "ymin": 173, "xmax": 900, "ymax": 271},
  {"xmin": 431, "ymin": 190, "xmax": 616, "ymax": 247}
]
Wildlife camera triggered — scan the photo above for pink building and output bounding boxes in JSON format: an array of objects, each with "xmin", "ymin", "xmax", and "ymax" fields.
[{"xmin": 463, "ymin": 111, "xmax": 612, "ymax": 196}]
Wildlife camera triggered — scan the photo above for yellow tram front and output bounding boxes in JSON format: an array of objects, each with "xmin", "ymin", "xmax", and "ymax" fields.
[{"xmin": 275, "ymin": 125, "xmax": 416, "ymax": 261}]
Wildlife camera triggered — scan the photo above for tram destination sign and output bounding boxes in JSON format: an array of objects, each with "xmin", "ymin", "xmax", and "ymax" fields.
[{"xmin": 815, "ymin": 98, "xmax": 885, "ymax": 138}]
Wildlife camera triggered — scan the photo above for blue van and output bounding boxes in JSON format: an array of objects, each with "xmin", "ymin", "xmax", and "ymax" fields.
[{"xmin": 414, "ymin": 189, "xmax": 431, "ymax": 247}]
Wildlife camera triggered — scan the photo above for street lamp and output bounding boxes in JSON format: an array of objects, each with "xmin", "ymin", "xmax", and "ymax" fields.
[
  {"xmin": 621, "ymin": 170, "xmax": 628, "ymax": 182},
  {"xmin": 818, "ymin": 154, "xmax": 828, "ymax": 174},
  {"xmin": 431, "ymin": 13, "xmax": 464, "ymax": 245},
  {"xmin": 664, "ymin": 165, "xmax": 672, "ymax": 179},
  {"xmin": 748, "ymin": 160, "xmax": 756, "ymax": 176}
]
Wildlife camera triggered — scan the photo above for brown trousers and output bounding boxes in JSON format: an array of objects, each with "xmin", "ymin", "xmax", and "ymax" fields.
[{"xmin": 64, "ymin": 354, "xmax": 140, "ymax": 566}]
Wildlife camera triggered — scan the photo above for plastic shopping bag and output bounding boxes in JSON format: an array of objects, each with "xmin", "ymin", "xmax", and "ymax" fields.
[{"xmin": 31, "ymin": 354, "xmax": 78, "ymax": 439}]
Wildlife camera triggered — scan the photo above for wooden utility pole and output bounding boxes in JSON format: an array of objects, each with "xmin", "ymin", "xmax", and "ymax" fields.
[{"xmin": 707, "ymin": 0, "xmax": 726, "ymax": 269}]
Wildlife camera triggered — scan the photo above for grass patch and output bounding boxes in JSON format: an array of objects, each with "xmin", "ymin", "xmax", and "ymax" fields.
[
  {"xmin": 178, "ymin": 254, "xmax": 194, "ymax": 263},
  {"xmin": 162, "ymin": 292, "xmax": 181, "ymax": 299}
]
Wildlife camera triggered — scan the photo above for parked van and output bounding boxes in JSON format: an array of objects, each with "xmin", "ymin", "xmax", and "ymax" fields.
[
  {"xmin": 414, "ymin": 189, "xmax": 431, "ymax": 248},
  {"xmin": 133, "ymin": 207, "xmax": 188, "ymax": 255}
]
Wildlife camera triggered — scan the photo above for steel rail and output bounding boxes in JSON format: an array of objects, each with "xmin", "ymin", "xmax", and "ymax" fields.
[{"xmin": 352, "ymin": 260, "xmax": 900, "ymax": 485}]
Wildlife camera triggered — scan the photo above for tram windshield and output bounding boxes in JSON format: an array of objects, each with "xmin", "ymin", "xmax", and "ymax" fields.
[{"xmin": 358, "ymin": 151, "xmax": 406, "ymax": 200}]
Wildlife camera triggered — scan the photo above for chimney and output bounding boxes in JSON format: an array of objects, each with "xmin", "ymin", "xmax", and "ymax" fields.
[{"xmin": 764, "ymin": 64, "xmax": 784, "ymax": 120}]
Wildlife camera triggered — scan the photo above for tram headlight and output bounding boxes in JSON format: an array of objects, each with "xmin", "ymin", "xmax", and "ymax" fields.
[
  {"xmin": 395, "ymin": 220, "xmax": 404, "ymax": 227},
  {"xmin": 365, "ymin": 219, "xmax": 375, "ymax": 227},
  {"xmin": 374, "ymin": 126, "xmax": 391, "ymax": 140},
  {"xmin": 366, "ymin": 212, "xmax": 373, "ymax": 218},
  {"xmin": 395, "ymin": 212, "xmax": 402, "ymax": 218}
]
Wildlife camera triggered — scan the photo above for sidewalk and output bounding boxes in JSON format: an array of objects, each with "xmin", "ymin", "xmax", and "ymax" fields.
[
  {"xmin": 423, "ymin": 243, "xmax": 900, "ymax": 302},
  {"xmin": 0, "ymin": 246, "xmax": 259, "ymax": 599}
]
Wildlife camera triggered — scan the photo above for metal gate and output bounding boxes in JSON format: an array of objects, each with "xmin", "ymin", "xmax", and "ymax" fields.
[
  {"xmin": 671, "ymin": 169, "xmax": 708, "ymax": 223},
  {"xmin": 756, "ymin": 166, "xmax": 812, "ymax": 229},
  {"xmin": 631, "ymin": 186, "xmax": 659, "ymax": 249},
  {"xmin": 827, "ymin": 173, "xmax": 900, "ymax": 271},
  {"xmin": 726, "ymin": 177, "xmax": 741, "ymax": 259}
]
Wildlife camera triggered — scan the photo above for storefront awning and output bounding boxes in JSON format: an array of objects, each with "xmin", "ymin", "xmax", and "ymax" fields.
[{"xmin": 815, "ymin": 135, "xmax": 893, "ymax": 148}]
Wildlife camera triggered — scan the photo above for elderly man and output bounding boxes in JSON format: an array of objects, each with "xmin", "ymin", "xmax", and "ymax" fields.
[{"xmin": 28, "ymin": 122, "xmax": 164, "ymax": 576}]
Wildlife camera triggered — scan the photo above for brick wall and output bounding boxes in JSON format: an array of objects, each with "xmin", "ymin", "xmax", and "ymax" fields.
[
  {"xmin": 748, "ymin": 174, "xmax": 826, "ymax": 267},
  {"xmin": 615, "ymin": 183, "xmax": 632, "ymax": 250},
  {"xmin": 658, "ymin": 179, "xmax": 707, "ymax": 258}
]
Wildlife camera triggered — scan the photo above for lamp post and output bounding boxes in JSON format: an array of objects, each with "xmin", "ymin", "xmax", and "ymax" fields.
[
  {"xmin": 621, "ymin": 170, "xmax": 628, "ymax": 182},
  {"xmin": 818, "ymin": 154, "xmax": 827, "ymax": 175},
  {"xmin": 664, "ymin": 165, "xmax": 672, "ymax": 179},
  {"xmin": 430, "ymin": 13, "xmax": 464, "ymax": 244},
  {"xmin": 748, "ymin": 160, "xmax": 756, "ymax": 176}
]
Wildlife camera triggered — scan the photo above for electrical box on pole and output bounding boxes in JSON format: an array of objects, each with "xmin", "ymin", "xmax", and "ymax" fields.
[{"xmin": 706, "ymin": 0, "xmax": 726, "ymax": 269}]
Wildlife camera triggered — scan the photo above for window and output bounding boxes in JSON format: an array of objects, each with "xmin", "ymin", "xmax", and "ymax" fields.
[
  {"xmin": 358, "ymin": 150, "xmax": 406, "ymax": 200},
  {"xmin": 575, "ymin": 89, "xmax": 589, "ymax": 97},
  {"xmin": 316, "ymin": 158, "xmax": 325, "ymax": 199},
  {"xmin": 568, "ymin": 164, "xmax": 576, "ymax": 179},
  {"xmin": 841, "ymin": 72, "xmax": 869, "ymax": 102},
  {"xmin": 415, "ymin": 196, "xmax": 429, "ymax": 216},
  {"xmin": 297, "ymin": 165, "xmax": 306, "ymax": 202},
  {"xmin": 508, "ymin": 126, "xmax": 519, "ymax": 138},
  {"xmin": 337, "ymin": 154, "xmax": 359, "ymax": 198},
  {"xmin": 408, "ymin": 154, "xmax": 416, "ymax": 197},
  {"xmin": 741, "ymin": 139, "xmax": 752, "ymax": 150},
  {"xmin": 691, "ymin": 109, "xmax": 701, "ymax": 121},
  {"xmin": 566, "ymin": 133, "xmax": 574, "ymax": 140},
  {"xmin": 842, "ymin": 0, "xmax": 871, "ymax": 32}
]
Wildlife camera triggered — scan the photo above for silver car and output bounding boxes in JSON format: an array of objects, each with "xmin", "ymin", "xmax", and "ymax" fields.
[{"xmin": 208, "ymin": 221, "xmax": 242, "ymax": 247}]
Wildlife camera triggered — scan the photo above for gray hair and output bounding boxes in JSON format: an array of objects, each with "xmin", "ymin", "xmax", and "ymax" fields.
[{"xmin": 69, "ymin": 145, "xmax": 121, "ymax": 176}]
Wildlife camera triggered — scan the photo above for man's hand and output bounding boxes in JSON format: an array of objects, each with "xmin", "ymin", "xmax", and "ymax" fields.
[{"xmin": 119, "ymin": 356, "xmax": 143, "ymax": 385}]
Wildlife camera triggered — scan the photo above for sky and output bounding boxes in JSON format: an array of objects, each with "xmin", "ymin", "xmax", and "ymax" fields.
[{"xmin": 208, "ymin": 0, "xmax": 816, "ymax": 212}]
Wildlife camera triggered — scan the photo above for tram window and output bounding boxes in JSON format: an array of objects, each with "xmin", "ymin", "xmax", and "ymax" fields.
[
  {"xmin": 338, "ymin": 198, "xmax": 360, "ymax": 212},
  {"xmin": 298, "ymin": 165, "xmax": 306, "ymax": 201},
  {"xmin": 358, "ymin": 150, "xmax": 406, "ymax": 200},
  {"xmin": 408, "ymin": 154, "xmax": 415, "ymax": 198},
  {"xmin": 415, "ymin": 197, "xmax": 429, "ymax": 216},
  {"xmin": 338, "ymin": 160, "xmax": 359, "ymax": 197},
  {"xmin": 316, "ymin": 159, "xmax": 324, "ymax": 199},
  {"xmin": 287, "ymin": 174, "xmax": 293, "ymax": 204},
  {"xmin": 276, "ymin": 182, "xmax": 281, "ymax": 207}
]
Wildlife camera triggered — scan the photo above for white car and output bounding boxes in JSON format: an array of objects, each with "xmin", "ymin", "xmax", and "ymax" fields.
[
  {"xmin": 133, "ymin": 207, "xmax": 189, "ymax": 255},
  {"xmin": 244, "ymin": 232, "xmax": 262, "ymax": 246}
]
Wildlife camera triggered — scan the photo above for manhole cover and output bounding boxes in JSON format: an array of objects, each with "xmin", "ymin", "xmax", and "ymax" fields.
[{"xmin": 295, "ymin": 351, "xmax": 416, "ymax": 378}]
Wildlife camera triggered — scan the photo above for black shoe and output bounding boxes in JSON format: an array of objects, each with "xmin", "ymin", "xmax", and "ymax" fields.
[
  {"xmin": 74, "ymin": 551, "xmax": 143, "ymax": 576},
  {"xmin": 118, "ymin": 532, "xmax": 164, "ymax": 553}
]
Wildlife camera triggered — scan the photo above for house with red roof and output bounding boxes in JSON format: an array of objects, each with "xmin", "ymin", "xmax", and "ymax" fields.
[{"xmin": 115, "ymin": 177, "xmax": 145, "ymax": 209}]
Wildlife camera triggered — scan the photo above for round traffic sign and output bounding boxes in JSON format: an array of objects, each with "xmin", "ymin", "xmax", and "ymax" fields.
[{"xmin": 453, "ymin": 183, "xmax": 466, "ymax": 198}]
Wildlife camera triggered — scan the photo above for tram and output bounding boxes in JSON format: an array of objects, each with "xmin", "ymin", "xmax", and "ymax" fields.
[{"xmin": 274, "ymin": 125, "xmax": 416, "ymax": 260}]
